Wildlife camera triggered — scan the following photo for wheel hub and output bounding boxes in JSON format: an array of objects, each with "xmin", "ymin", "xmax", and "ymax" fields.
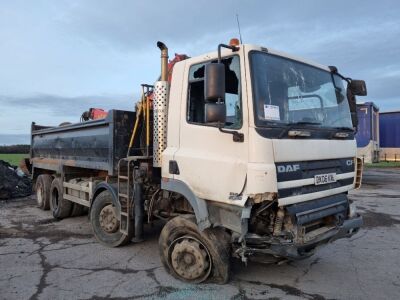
[
  {"xmin": 170, "ymin": 237, "xmax": 211, "ymax": 282},
  {"xmin": 99, "ymin": 205, "xmax": 119, "ymax": 233}
]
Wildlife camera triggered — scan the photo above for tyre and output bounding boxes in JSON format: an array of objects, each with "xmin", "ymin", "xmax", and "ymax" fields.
[
  {"xmin": 70, "ymin": 203, "xmax": 86, "ymax": 217},
  {"xmin": 35, "ymin": 174, "xmax": 52, "ymax": 210},
  {"xmin": 159, "ymin": 215, "xmax": 231, "ymax": 284},
  {"xmin": 50, "ymin": 177, "xmax": 72, "ymax": 219},
  {"xmin": 90, "ymin": 190, "xmax": 133, "ymax": 247}
]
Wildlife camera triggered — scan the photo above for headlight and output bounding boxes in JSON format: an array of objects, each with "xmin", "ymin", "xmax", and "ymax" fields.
[{"xmin": 349, "ymin": 202, "xmax": 357, "ymax": 218}]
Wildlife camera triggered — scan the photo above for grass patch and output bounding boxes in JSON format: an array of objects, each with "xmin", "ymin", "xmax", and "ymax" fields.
[
  {"xmin": 365, "ymin": 161, "xmax": 400, "ymax": 168},
  {"xmin": 0, "ymin": 153, "xmax": 28, "ymax": 166}
]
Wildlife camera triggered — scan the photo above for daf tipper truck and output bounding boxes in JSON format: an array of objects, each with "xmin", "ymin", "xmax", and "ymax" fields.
[{"xmin": 30, "ymin": 39, "xmax": 367, "ymax": 283}]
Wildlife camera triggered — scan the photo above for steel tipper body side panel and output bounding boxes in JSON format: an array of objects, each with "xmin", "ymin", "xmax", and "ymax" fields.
[{"xmin": 31, "ymin": 110, "xmax": 135, "ymax": 175}]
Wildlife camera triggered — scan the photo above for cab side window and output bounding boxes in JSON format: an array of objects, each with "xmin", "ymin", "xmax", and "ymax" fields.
[{"xmin": 187, "ymin": 56, "xmax": 242, "ymax": 129}]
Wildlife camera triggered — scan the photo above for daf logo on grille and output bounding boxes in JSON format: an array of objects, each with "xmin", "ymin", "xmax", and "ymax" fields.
[
  {"xmin": 346, "ymin": 160, "xmax": 354, "ymax": 166},
  {"xmin": 277, "ymin": 164, "xmax": 300, "ymax": 173}
]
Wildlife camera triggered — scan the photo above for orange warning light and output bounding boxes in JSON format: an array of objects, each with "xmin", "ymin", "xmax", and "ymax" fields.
[{"xmin": 229, "ymin": 38, "xmax": 240, "ymax": 46}]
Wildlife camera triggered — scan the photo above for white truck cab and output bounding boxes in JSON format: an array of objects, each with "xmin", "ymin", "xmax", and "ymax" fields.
[{"xmin": 160, "ymin": 40, "xmax": 364, "ymax": 264}]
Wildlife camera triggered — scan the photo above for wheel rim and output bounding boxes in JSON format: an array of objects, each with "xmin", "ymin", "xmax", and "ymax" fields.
[
  {"xmin": 99, "ymin": 205, "xmax": 119, "ymax": 233},
  {"xmin": 168, "ymin": 236, "xmax": 212, "ymax": 283}
]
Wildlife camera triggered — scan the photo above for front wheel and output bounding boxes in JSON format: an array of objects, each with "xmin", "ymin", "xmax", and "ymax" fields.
[
  {"xmin": 159, "ymin": 215, "xmax": 231, "ymax": 284},
  {"xmin": 90, "ymin": 190, "xmax": 132, "ymax": 247}
]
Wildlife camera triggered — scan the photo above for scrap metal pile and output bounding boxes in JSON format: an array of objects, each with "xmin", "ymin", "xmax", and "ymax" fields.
[{"xmin": 0, "ymin": 160, "xmax": 32, "ymax": 199}]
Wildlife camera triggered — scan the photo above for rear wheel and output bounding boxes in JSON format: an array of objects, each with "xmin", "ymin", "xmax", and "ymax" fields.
[
  {"xmin": 70, "ymin": 203, "xmax": 85, "ymax": 217},
  {"xmin": 90, "ymin": 190, "xmax": 133, "ymax": 247},
  {"xmin": 159, "ymin": 215, "xmax": 231, "ymax": 283},
  {"xmin": 35, "ymin": 174, "xmax": 52, "ymax": 210},
  {"xmin": 50, "ymin": 177, "xmax": 72, "ymax": 219}
]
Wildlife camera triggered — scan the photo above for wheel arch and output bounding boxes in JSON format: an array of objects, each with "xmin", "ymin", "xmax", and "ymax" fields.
[
  {"xmin": 161, "ymin": 179, "xmax": 211, "ymax": 230},
  {"xmin": 91, "ymin": 182, "xmax": 121, "ymax": 216}
]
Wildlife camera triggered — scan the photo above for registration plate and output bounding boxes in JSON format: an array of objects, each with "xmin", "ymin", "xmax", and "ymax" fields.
[{"xmin": 314, "ymin": 173, "xmax": 336, "ymax": 185}]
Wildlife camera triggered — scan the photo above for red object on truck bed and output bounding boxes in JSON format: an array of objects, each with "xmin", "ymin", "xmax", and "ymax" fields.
[{"xmin": 90, "ymin": 108, "xmax": 108, "ymax": 120}]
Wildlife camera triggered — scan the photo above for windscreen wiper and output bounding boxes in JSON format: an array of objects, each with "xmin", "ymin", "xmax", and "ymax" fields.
[
  {"xmin": 333, "ymin": 126, "xmax": 354, "ymax": 131},
  {"xmin": 290, "ymin": 121, "xmax": 322, "ymax": 125},
  {"xmin": 279, "ymin": 121, "xmax": 321, "ymax": 138}
]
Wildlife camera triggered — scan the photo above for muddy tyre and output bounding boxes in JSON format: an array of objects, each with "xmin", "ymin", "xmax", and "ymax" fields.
[
  {"xmin": 70, "ymin": 203, "xmax": 85, "ymax": 217},
  {"xmin": 159, "ymin": 215, "xmax": 231, "ymax": 284},
  {"xmin": 90, "ymin": 190, "xmax": 133, "ymax": 247},
  {"xmin": 35, "ymin": 174, "xmax": 52, "ymax": 210},
  {"xmin": 50, "ymin": 177, "xmax": 72, "ymax": 219}
]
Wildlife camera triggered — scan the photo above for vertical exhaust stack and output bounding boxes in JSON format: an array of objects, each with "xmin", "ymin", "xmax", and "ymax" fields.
[
  {"xmin": 157, "ymin": 41, "xmax": 169, "ymax": 81},
  {"xmin": 153, "ymin": 41, "xmax": 170, "ymax": 168}
]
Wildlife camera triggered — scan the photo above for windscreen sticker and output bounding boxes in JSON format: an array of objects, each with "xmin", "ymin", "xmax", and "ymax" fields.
[{"xmin": 263, "ymin": 104, "xmax": 280, "ymax": 120}]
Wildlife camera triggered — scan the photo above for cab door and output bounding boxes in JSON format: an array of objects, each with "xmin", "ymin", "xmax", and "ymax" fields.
[{"xmin": 172, "ymin": 52, "xmax": 248, "ymax": 204}]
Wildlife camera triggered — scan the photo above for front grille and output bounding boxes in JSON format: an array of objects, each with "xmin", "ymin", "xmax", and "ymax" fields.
[
  {"xmin": 285, "ymin": 194, "xmax": 349, "ymax": 225},
  {"xmin": 278, "ymin": 178, "xmax": 353, "ymax": 198},
  {"xmin": 276, "ymin": 157, "xmax": 355, "ymax": 199}
]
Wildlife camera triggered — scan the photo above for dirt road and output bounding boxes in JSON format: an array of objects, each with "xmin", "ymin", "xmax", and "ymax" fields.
[{"xmin": 1, "ymin": 168, "xmax": 399, "ymax": 299}]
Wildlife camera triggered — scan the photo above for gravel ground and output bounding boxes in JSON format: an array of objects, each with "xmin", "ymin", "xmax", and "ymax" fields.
[{"xmin": 1, "ymin": 168, "xmax": 399, "ymax": 300}]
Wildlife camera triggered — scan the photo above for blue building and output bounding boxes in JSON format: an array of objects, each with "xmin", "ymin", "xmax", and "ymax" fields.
[{"xmin": 379, "ymin": 111, "xmax": 400, "ymax": 161}]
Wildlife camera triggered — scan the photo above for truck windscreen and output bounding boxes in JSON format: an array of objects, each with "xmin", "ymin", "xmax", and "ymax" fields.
[{"xmin": 250, "ymin": 51, "xmax": 353, "ymax": 130}]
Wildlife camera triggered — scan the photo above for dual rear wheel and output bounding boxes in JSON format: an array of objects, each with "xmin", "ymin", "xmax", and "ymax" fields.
[
  {"xmin": 50, "ymin": 177, "xmax": 72, "ymax": 219},
  {"xmin": 35, "ymin": 174, "xmax": 52, "ymax": 210},
  {"xmin": 35, "ymin": 175, "xmax": 86, "ymax": 218}
]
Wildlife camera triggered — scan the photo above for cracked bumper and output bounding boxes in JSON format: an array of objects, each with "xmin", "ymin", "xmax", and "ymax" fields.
[{"xmin": 242, "ymin": 215, "xmax": 363, "ymax": 261}]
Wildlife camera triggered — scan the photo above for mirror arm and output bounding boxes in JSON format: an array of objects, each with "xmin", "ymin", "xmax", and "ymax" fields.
[
  {"xmin": 218, "ymin": 125, "xmax": 244, "ymax": 142},
  {"xmin": 329, "ymin": 66, "xmax": 351, "ymax": 84},
  {"xmin": 217, "ymin": 44, "xmax": 239, "ymax": 63}
]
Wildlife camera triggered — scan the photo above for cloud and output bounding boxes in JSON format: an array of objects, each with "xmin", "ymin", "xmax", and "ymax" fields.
[
  {"xmin": 58, "ymin": 0, "xmax": 400, "ymax": 54},
  {"xmin": 0, "ymin": 0, "xmax": 399, "ymax": 141},
  {"xmin": 1, "ymin": 94, "xmax": 137, "ymax": 116},
  {"xmin": 0, "ymin": 93, "xmax": 138, "ymax": 135}
]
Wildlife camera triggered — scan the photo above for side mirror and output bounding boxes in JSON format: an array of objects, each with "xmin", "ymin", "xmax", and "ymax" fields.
[
  {"xmin": 346, "ymin": 88, "xmax": 358, "ymax": 129},
  {"xmin": 204, "ymin": 103, "xmax": 226, "ymax": 124},
  {"xmin": 349, "ymin": 80, "xmax": 367, "ymax": 96},
  {"xmin": 205, "ymin": 63, "xmax": 225, "ymax": 100}
]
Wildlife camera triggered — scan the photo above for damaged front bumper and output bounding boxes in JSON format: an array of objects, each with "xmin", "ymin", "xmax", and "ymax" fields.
[{"xmin": 238, "ymin": 215, "xmax": 363, "ymax": 261}]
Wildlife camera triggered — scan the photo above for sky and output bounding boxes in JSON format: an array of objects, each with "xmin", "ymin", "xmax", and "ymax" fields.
[{"xmin": 0, "ymin": 0, "xmax": 399, "ymax": 144}]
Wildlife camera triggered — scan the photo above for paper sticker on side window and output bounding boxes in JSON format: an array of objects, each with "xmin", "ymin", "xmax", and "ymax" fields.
[{"xmin": 264, "ymin": 104, "xmax": 280, "ymax": 120}]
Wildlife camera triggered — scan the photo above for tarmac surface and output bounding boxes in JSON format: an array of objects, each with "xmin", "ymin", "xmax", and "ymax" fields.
[{"xmin": 1, "ymin": 168, "xmax": 400, "ymax": 300}]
